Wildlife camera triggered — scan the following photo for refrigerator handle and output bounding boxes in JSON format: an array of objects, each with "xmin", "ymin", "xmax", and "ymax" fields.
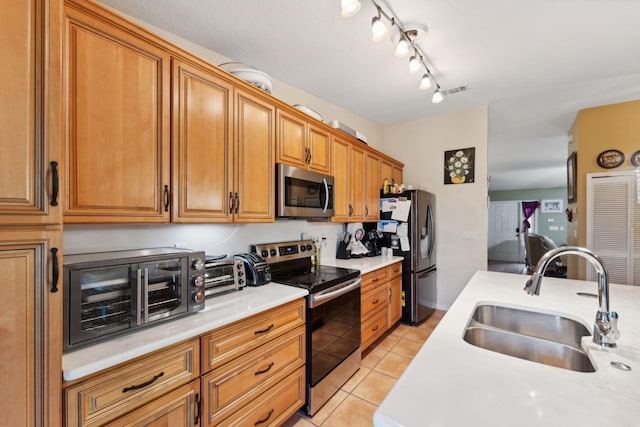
[{"xmin": 427, "ymin": 203, "xmax": 435, "ymax": 259}]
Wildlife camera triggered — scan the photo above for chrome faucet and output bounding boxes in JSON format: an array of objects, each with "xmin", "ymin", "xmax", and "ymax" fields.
[{"xmin": 524, "ymin": 246, "xmax": 620, "ymax": 348}]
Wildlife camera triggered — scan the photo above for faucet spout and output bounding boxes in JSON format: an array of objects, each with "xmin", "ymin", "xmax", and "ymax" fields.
[{"xmin": 523, "ymin": 246, "xmax": 620, "ymax": 348}]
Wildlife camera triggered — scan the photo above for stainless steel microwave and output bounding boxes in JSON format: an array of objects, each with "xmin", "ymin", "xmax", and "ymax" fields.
[
  {"xmin": 276, "ymin": 163, "xmax": 334, "ymax": 219},
  {"xmin": 63, "ymin": 247, "xmax": 205, "ymax": 350}
]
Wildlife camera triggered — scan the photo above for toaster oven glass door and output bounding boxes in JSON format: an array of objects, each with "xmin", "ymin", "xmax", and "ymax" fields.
[{"xmin": 140, "ymin": 258, "xmax": 187, "ymax": 322}]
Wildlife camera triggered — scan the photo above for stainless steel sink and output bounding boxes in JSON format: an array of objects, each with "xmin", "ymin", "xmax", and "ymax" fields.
[{"xmin": 463, "ymin": 304, "xmax": 596, "ymax": 372}]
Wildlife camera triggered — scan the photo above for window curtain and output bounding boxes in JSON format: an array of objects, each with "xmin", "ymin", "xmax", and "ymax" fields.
[{"xmin": 521, "ymin": 201, "xmax": 540, "ymax": 232}]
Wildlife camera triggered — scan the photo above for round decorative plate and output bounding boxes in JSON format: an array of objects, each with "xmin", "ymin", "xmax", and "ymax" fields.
[
  {"xmin": 631, "ymin": 150, "xmax": 640, "ymax": 167},
  {"xmin": 596, "ymin": 149, "xmax": 625, "ymax": 169}
]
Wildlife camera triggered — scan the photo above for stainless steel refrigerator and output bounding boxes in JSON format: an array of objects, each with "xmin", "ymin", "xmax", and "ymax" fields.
[{"xmin": 380, "ymin": 189, "xmax": 437, "ymax": 324}]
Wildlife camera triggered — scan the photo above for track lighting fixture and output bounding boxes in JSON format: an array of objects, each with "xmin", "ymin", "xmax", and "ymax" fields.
[
  {"xmin": 341, "ymin": 0, "xmax": 361, "ymax": 18},
  {"xmin": 432, "ymin": 87, "xmax": 444, "ymax": 104},
  {"xmin": 371, "ymin": 7, "xmax": 388, "ymax": 41},
  {"xmin": 419, "ymin": 73, "xmax": 432, "ymax": 90},
  {"xmin": 340, "ymin": 0, "xmax": 465, "ymax": 104}
]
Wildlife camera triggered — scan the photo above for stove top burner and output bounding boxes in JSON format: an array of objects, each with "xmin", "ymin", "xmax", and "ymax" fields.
[{"xmin": 271, "ymin": 265, "xmax": 360, "ymax": 293}]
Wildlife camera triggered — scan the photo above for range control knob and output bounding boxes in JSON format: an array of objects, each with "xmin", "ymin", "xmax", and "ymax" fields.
[
  {"xmin": 193, "ymin": 291, "xmax": 205, "ymax": 303},
  {"xmin": 261, "ymin": 250, "xmax": 268, "ymax": 257},
  {"xmin": 270, "ymin": 249, "xmax": 277, "ymax": 256},
  {"xmin": 192, "ymin": 258, "xmax": 204, "ymax": 270},
  {"xmin": 193, "ymin": 275, "xmax": 204, "ymax": 287},
  {"xmin": 306, "ymin": 244, "xmax": 313, "ymax": 251},
  {"xmin": 300, "ymin": 245, "xmax": 306, "ymax": 252}
]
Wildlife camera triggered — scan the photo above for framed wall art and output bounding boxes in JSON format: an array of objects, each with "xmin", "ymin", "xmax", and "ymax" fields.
[
  {"xmin": 567, "ymin": 151, "xmax": 577, "ymax": 203},
  {"xmin": 541, "ymin": 199, "xmax": 563, "ymax": 213},
  {"xmin": 444, "ymin": 147, "xmax": 475, "ymax": 185}
]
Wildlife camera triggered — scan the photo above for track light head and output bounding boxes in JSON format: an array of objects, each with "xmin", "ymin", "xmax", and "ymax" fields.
[
  {"xmin": 371, "ymin": 15, "xmax": 389, "ymax": 41},
  {"xmin": 409, "ymin": 55, "xmax": 422, "ymax": 74},
  {"xmin": 419, "ymin": 73, "xmax": 432, "ymax": 90},
  {"xmin": 341, "ymin": 0, "xmax": 361, "ymax": 17},
  {"xmin": 394, "ymin": 37, "xmax": 410, "ymax": 58},
  {"xmin": 432, "ymin": 88, "xmax": 444, "ymax": 104}
]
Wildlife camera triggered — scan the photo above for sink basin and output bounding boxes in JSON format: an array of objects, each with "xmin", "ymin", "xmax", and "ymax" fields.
[{"xmin": 463, "ymin": 304, "xmax": 596, "ymax": 372}]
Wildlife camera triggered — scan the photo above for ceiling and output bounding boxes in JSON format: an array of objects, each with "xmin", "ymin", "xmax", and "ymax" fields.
[{"xmin": 98, "ymin": 0, "xmax": 640, "ymax": 191}]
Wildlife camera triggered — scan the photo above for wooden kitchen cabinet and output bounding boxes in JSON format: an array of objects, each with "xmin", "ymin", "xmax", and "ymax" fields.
[
  {"xmin": 233, "ymin": 89, "xmax": 275, "ymax": 222},
  {"xmin": 361, "ymin": 261, "xmax": 403, "ymax": 351},
  {"xmin": 381, "ymin": 157, "xmax": 404, "ymax": 189},
  {"xmin": 107, "ymin": 380, "xmax": 201, "ymax": 427},
  {"xmin": 332, "ymin": 135, "xmax": 371, "ymax": 222},
  {"xmin": 200, "ymin": 298, "xmax": 306, "ymax": 426},
  {"xmin": 0, "ymin": 0, "xmax": 63, "ymax": 426},
  {"xmin": 276, "ymin": 109, "xmax": 331, "ymax": 174},
  {"xmin": 64, "ymin": 338, "xmax": 200, "ymax": 427},
  {"xmin": 172, "ymin": 60, "xmax": 234, "ymax": 222},
  {"xmin": 365, "ymin": 150, "xmax": 381, "ymax": 221},
  {"xmin": 64, "ymin": 2, "xmax": 171, "ymax": 223}
]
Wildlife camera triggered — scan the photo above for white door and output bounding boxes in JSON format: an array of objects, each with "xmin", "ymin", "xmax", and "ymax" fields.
[{"xmin": 488, "ymin": 201, "xmax": 534, "ymax": 263}]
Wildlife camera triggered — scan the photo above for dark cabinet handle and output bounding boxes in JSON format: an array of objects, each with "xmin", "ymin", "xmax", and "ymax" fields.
[
  {"xmin": 254, "ymin": 362, "xmax": 274, "ymax": 376},
  {"xmin": 234, "ymin": 192, "xmax": 239, "ymax": 214},
  {"xmin": 163, "ymin": 185, "xmax": 169, "ymax": 212},
  {"xmin": 50, "ymin": 161, "xmax": 59, "ymax": 206},
  {"xmin": 229, "ymin": 191, "xmax": 235, "ymax": 213},
  {"xmin": 50, "ymin": 247, "xmax": 59, "ymax": 293},
  {"xmin": 348, "ymin": 204, "xmax": 353, "ymax": 216},
  {"xmin": 365, "ymin": 206, "xmax": 369, "ymax": 217},
  {"xmin": 372, "ymin": 299, "xmax": 379, "ymax": 305},
  {"xmin": 372, "ymin": 325, "xmax": 379, "ymax": 332},
  {"xmin": 254, "ymin": 409, "xmax": 274, "ymax": 426},
  {"xmin": 194, "ymin": 393, "xmax": 201, "ymax": 425},
  {"xmin": 122, "ymin": 371, "xmax": 164, "ymax": 393},
  {"xmin": 254, "ymin": 323, "xmax": 274, "ymax": 335}
]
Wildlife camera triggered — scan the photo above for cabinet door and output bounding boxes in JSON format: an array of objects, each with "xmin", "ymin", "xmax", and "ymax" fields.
[
  {"xmin": 331, "ymin": 136, "xmax": 351, "ymax": 222},
  {"xmin": 234, "ymin": 89, "xmax": 275, "ymax": 222},
  {"xmin": 64, "ymin": 7, "xmax": 171, "ymax": 222},
  {"xmin": 0, "ymin": 229, "xmax": 62, "ymax": 427},
  {"xmin": 350, "ymin": 144, "xmax": 366, "ymax": 221},
  {"xmin": 276, "ymin": 109, "xmax": 307, "ymax": 169},
  {"xmin": 365, "ymin": 151, "xmax": 380, "ymax": 221},
  {"xmin": 308, "ymin": 125, "xmax": 331, "ymax": 174},
  {"xmin": 0, "ymin": 0, "xmax": 61, "ymax": 225},
  {"xmin": 172, "ymin": 60, "xmax": 234, "ymax": 222},
  {"xmin": 108, "ymin": 380, "xmax": 200, "ymax": 427},
  {"xmin": 389, "ymin": 276, "xmax": 402, "ymax": 326},
  {"xmin": 392, "ymin": 163, "xmax": 403, "ymax": 187}
]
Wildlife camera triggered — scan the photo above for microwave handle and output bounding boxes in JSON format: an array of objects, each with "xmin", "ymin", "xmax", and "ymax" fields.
[
  {"xmin": 143, "ymin": 268, "xmax": 149, "ymax": 323},
  {"xmin": 321, "ymin": 178, "xmax": 329, "ymax": 213},
  {"xmin": 136, "ymin": 269, "xmax": 143, "ymax": 326}
]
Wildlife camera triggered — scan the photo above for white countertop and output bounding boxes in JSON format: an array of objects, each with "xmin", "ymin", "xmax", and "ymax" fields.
[
  {"xmin": 324, "ymin": 255, "xmax": 403, "ymax": 274},
  {"xmin": 63, "ymin": 283, "xmax": 307, "ymax": 382},
  {"xmin": 374, "ymin": 270, "xmax": 640, "ymax": 426}
]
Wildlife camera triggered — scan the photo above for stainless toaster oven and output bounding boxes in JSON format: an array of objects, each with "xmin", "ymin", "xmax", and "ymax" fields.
[{"xmin": 204, "ymin": 256, "xmax": 246, "ymax": 298}]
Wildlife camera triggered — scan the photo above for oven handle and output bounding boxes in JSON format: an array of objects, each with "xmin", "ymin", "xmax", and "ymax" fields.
[
  {"xmin": 136, "ymin": 269, "xmax": 143, "ymax": 326},
  {"xmin": 143, "ymin": 268, "xmax": 149, "ymax": 323},
  {"xmin": 309, "ymin": 277, "xmax": 361, "ymax": 308}
]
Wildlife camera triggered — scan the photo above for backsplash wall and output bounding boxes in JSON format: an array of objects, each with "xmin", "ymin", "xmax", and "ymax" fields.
[{"xmin": 64, "ymin": 221, "xmax": 343, "ymax": 259}]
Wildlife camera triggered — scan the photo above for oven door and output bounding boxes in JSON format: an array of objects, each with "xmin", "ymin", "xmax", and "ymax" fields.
[
  {"xmin": 277, "ymin": 163, "xmax": 334, "ymax": 218},
  {"xmin": 306, "ymin": 277, "xmax": 361, "ymax": 415},
  {"xmin": 138, "ymin": 257, "xmax": 188, "ymax": 324}
]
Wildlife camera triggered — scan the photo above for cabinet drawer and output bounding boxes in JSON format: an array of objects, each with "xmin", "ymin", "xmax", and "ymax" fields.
[
  {"xmin": 362, "ymin": 310, "xmax": 388, "ymax": 351},
  {"xmin": 388, "ymin": 261, "xmax": 402, "ymax": 278},
  {"xmin": 215, "ymin": 366, "xmax": 305, "ymax": 427},
  {"xmin": 361, "ymin": 284, "xmax": 389, "ymax": 320},
  {"xmin": 65, "ymin": 339, "xmax": 199, "ymax": 427},
  {"xmin": 201, "ymin": 298, "xmax": 305, "ymax": 373},
  {"xmin": 203, "ymin": 327, "xmax": 305, "ymax": 425},
  {"xmin": 361, "ymin": 268, "xmax": 389, "ymax": 294}
]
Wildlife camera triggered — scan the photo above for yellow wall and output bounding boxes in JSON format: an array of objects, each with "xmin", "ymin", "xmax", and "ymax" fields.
[{"xmin": 568, "ymin": 99, "xmax": 640, "ymax": 279}]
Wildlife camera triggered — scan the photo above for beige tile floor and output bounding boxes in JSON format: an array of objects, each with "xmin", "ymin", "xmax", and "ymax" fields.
[{"xmin": 282, "ymin": 310, "xmax": 446, "ymax": 427}]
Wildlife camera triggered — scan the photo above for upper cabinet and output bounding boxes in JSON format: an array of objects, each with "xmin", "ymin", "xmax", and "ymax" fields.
[
  {"xmin": 0, "ymin": 0, "xmax": 62, "ymax": 225},
  {"xmin": 332, "ymin": 138, "xmax": 366, "ymax": 222},
  {"xmin": 64, "ymin": 4, "xmax": 171, "ymax": 223},
  {"xmin": 172, "ymin": 60, "xmax": 234, "ymax": 223},
  {"xmin": 234, "ymin": 89, "xmax": 275, "ymax": 222},
  {"xmin": 276, "ymin": 109, "xmax": 331, "ymax": 174},
  {"xmin": 365, "ymin": 151, "xmax": 381, "ymax": 221},
  {"xmin": 381, "ymin": 157, "xmax": 404, "ymax": 189}
]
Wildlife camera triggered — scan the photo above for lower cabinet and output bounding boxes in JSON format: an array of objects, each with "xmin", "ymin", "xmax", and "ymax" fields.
[
  {"xmin": 361, "ymin": 261, "xmax": 403, "ymax": 351},
  {"xmin": 64, "ymin": 298, "xmax": 306, "ymax": 426}
]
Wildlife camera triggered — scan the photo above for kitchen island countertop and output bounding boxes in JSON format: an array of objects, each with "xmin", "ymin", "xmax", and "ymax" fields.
[
  {"xmin": 374, "ymin": 270, "xmax": 640, "ymax": 426},
  {"xmin": 63, "ymin": 283, "xmax": 307, "ymax": 382},
  {"xmin": 325, "ymin": 255, "xmax": 403, "ymax": 274}
]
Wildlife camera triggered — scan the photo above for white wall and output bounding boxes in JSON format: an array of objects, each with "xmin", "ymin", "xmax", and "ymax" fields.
[{"xmin": 383, "ymin": 107, "xmax": 489, "ymax": 309}]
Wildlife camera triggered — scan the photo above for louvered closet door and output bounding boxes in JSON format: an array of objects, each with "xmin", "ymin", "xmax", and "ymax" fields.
[{"xmin": 588, "ymin": 174, "xmax": 637, "ymax": 285}]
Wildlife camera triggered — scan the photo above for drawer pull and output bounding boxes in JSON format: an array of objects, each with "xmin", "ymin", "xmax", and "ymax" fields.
[
  {"xmin": 372, "ymin": 278, "xmax": 379, "ymax": 282},
  {"xmin": 372, "ymin": 299, "xmax": 379, "ymax": 305},
  {"xmin": 122, "ymin": 371, "xmax": 164, "ymax": 393},
  {"xmin": 372, "ymin": 325, "xmax": 379, "ymax": 332},
  {"xmin": 254, "ymin": 362, "xmax": 275, "ymax": 376},
  {"xmin": 254, "ymin": 409, "xmax": 274, "ymax": 426},
  {"xmin": 254, "ymin": 323, "xmax": 274, "ymax": 335}
]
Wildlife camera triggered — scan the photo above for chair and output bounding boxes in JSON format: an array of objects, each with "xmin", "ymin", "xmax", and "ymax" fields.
[{"xmin": 524, "ymin": 233, "xmax": 566, "ymax": 277}]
